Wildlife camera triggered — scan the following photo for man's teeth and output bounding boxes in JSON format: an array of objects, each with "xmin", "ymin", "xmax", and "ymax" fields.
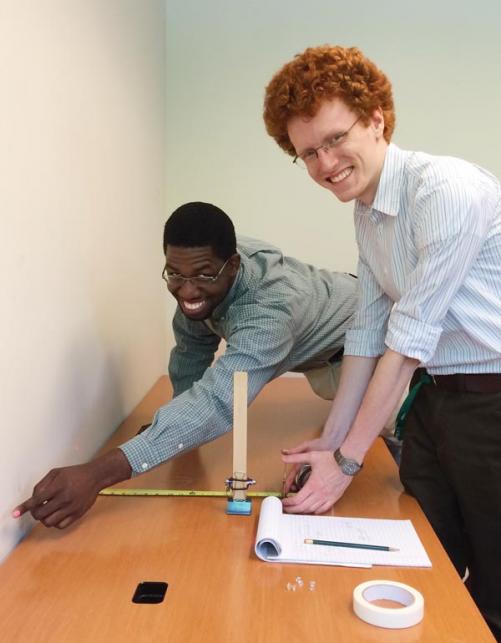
[
  {"xmin": 184, "ymin": 300, "xmax": 205, "ymax": 311},
  {"xmin": 330, "ymin": 167, "xmax": 353, "ymax": 183}
]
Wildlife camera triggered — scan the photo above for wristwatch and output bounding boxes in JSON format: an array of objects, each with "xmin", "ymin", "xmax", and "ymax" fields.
[{"xmin": 334, "ymin": 448, "xmax": 363, "ymax": 476}]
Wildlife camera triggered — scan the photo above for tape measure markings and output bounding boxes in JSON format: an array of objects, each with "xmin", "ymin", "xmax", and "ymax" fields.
[{"xmin": 99, "ymin": 488, "xmax": 282, "ymax": 498}]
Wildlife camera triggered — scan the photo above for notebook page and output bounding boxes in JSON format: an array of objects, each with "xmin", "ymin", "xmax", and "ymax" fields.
[
  {"xmin": 255, "ymin": 497, "xmax": 369, "ymax": 567},
  {"xmin": 255, "ymin": 497, "xmax": 431, "ymax": 567},
  {"xmin": 279, "ymin": 513, "xmax": 431, "ymax": 567}
]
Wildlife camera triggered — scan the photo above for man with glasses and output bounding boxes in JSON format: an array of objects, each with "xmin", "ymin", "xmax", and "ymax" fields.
[
  {"xmin": 263, "ymin": 45, "xmax": 501, "ymax": 639},
  {"xmin": 14, "ymin": 201, "xmax": 358, "ymax": 529}
]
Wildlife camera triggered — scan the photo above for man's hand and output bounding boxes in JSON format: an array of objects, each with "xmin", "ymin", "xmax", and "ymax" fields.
[
  {"xmin": 281, "ymin": 449, "xmax": 352, "ymax": 515},
  {"xmin": 12, "ymin": 449, "xmax": 132, "ymax": 529},
  {"xmin": 12, "ymin": 464, "xmax": 103, "ymax": 529},
  {"xmin": 282, "ymin": 436, "xmax": 333, "ymax": 495}
]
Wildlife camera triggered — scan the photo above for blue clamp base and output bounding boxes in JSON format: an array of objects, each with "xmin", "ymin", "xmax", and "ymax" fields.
[{"xmin": 226, "ymin": 498, "xmax": 252, "ymax": 515}]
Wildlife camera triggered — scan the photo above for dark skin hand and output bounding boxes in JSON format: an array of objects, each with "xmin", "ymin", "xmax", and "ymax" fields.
[{"xmin": 12, "ymin": 448, "xmax": 132, "ymax": 529}]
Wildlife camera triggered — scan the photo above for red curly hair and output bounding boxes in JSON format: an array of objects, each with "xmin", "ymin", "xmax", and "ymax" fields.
[{"xmin": 263, "ymin": 45, "xmax": 395, "ymax": 156}]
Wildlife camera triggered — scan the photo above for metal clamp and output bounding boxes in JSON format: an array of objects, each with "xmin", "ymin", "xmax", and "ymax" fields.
[{"xmin": 225, "ymin": 476, "xmax": 256, "ymax": 493}]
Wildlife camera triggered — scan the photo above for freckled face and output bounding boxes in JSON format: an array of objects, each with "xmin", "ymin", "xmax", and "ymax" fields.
[
  {"xmin": 287, "ymin": 98, "xmax": 387, "ymax": 206},
  {"xmin": 164, "ymin": 245, "xmax": 240, "ymax": 321}
]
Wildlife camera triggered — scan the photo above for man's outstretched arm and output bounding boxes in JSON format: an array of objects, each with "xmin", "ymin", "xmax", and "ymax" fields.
[{"xmin": 13, "ymin": 312, "xmax": 295, "ymax": 529}]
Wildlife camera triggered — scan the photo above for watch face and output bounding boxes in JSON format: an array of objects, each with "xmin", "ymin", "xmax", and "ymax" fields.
[
  {"xmin": 342, "ymin": 461, "xmax": 360, "ymax": 475},
  {"xmin": 334, "ymin": 449, "xmax": 362, "ymax": 476}
]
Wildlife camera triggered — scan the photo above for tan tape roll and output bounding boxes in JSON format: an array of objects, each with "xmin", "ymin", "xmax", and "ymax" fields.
[{"xmin": 353, "ymin": 580, "xmax": 424, "ymax": 629}]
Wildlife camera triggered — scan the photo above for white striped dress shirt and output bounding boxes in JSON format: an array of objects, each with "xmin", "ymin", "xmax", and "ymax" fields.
[{"xmin": 344, "ymin": 143, "xmax": 501, "ymax": 374}]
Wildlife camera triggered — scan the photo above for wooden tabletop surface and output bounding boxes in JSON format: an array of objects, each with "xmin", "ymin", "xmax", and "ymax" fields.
[{"xmin": 1, "ymin": 376, "xmax": 494, "ymax": 642}]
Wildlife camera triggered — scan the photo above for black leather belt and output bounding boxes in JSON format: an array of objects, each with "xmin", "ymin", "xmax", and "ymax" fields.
[{"xmin": 431, "ymin": 373, "xmax": 501, "ymax": 394}]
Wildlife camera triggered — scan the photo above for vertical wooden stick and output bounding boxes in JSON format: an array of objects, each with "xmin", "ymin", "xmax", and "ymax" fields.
[{"xmin": 232, "ymin": 371, "xmax": 248, "ymax": 501}]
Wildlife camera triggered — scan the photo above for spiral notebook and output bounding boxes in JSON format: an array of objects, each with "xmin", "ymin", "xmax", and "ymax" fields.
[{"xmin": 254, "ymin": 496, "xmax": 431, "ymax": 568}]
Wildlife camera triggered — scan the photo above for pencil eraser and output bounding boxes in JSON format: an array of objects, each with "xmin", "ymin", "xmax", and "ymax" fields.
[{"xmin": 12, "ymin": 510, "xmax": 21, "ymax": 518}]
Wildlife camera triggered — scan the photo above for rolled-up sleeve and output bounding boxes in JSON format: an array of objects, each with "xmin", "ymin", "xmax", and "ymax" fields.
[{"xmin": 386, "ymin": 180, "xmax": 490, "ymax": 363}]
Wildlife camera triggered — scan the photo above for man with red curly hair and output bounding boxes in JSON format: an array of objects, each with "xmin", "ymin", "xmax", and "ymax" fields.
[{"xmin": 264, "ymin": 45, "xmax": 501, "ymax": 639}]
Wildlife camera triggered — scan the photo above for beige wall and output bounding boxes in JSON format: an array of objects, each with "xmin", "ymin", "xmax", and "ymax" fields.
[{"xmin": 1, "ymin": 1, "xmax": 166, "ymax": 561}]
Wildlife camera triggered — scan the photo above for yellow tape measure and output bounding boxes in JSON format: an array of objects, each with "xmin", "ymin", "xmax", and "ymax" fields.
[{"xmin": 99, "ymin": 488, "xmax": 282, "ymax": 498}]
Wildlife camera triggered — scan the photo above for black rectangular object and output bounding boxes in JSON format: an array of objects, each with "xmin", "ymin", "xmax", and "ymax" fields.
[{"xmin": 132, "ymin": 581, "xmax": 168, "ymax": 604}]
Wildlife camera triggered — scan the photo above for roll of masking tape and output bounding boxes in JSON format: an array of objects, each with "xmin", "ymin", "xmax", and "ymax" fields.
[{"xmin": 353, "ymin": 580, "xmax": 424, "ymax": 629}]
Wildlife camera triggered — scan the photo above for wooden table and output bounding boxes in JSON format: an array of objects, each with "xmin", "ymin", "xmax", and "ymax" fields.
[{"xmin": 1, "ymin": 376, "xmax": 494, "ymax": 642}]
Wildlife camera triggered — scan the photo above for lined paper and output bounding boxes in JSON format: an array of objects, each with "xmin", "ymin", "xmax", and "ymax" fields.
[{"xmin": 255, "ymin": 496, "xmax": 431, "ymax": 568}]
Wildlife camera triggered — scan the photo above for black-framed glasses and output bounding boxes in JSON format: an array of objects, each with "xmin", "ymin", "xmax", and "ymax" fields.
[
  {"xmin": 162, "ymin": 258, "xmax": 230, "ymax": 287},
  {"xmin": 293, "ymin": 116, "xmax": 362, "ymax": 169}
]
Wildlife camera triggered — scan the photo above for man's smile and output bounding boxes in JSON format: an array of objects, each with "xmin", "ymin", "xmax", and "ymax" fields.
[
  {"xmin": 180, "ymin": 299, "xmax": 207, "ymax": 315},
  {"xmin": 328, "ymin": 166, "xmax": 353, "ymax": 184}
]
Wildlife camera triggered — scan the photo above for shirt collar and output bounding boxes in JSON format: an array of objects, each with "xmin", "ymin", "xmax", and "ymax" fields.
[
  {"xmin": 356, "ymin": 143, "xmax": 406, "ymax": 218},
  {"xmin": 209, "ymin": 254, "xmax": 247, "ymax": 321}
]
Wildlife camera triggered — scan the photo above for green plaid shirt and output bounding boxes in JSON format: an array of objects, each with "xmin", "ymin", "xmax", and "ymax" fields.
[{"xmin": 120, "ymin": 237, "xmax": 357, "ymax": 474}]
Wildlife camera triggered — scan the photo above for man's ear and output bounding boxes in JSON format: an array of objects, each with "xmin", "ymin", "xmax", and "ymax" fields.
[
  {"xmin": 371, "ymin": 107, "xmax": 385, "ymax": 137},
  {"xmin": 228, "ymin": 253, "xmax": 241, "ymax": 276}
]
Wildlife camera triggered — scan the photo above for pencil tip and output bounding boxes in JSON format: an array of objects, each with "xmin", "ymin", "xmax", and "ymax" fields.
[
  {"xmin": 389, "ymin": 547, "xmax": 400, "ymax": 551},
  {"xmin": 304, "ymin": 539, "xmax": 313, "ymax": 544}
]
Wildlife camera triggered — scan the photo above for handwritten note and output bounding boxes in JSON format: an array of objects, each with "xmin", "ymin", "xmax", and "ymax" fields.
[{"xmin": 255, "ymin": 496, "xmax": 431, "ymax": 568}]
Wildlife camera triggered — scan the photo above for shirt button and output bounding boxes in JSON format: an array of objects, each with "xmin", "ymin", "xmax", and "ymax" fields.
[
  {"xmin": 178, "ymin": 443, "xmax": 184, "ymax": 450},
  {"xmin": 141, "ymin": 463, "xmax": 148, "ymax": 470}
]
